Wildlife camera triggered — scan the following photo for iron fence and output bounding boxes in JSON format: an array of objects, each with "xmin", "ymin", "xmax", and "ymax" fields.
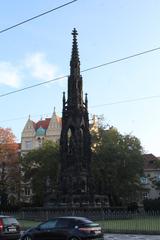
[{"xmin": 1, "ymin": 209, "xmax": 160, "ymax": 234}]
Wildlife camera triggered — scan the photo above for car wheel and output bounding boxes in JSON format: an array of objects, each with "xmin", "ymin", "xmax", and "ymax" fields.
[{"xmin": 23, "ymin": 235, "xmax": 33, "ymax": 240}]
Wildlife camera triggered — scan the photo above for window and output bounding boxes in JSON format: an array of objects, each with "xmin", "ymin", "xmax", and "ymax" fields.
[
  {"xmin": 25, "ymin": 140, "xmax": 32, "ymax": 149},
  {"xmin": 3, "ymin": 217, "xmax": 19, "ymax": 225},
  {"xmin": 143, "ymin": 192, "xmax": 149, "ymax": 199},
  {"xmin": 140, "ymin": 176, "xmax": 148, "ymax": 184},
  {"xmin": 40, "ymin": 220, "xmax": 57, "ymax": 230},
  {"xmin": 56, "ymin": 219, "xmax": 72, "ymax": 228},
  {"xmin": 37, "ymin": 137, "xmax": 44, "ymax": 147},
  {"xmin": 156, "ymin": 175, "xmax": 160, "ymax": 182}
]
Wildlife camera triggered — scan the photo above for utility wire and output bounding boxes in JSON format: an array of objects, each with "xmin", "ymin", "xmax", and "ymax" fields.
[
  {"xmin": 1, "ymin": 45, "xmax": 160, "ymax": 98},
  {"xmin": 0, "ymin": 0, "xmax": 77, "ymax": 34},
  {"xmin": 90, "ymin": 94, "xmax": 160, "ymax": 108},
  {"xmin": 0, "ymin": 75, "xmax": 68, "ymax": 98},
  {"xmin": 81, "ymin": 46, "xmax": 160, "ymax": 73},
  {"xmin": 0, "ymin": 113, "xmax": 51, "ymax": 123},
  {"xmin": 1, "ymin": 94, "xmax": 160, "ymax": 124}
]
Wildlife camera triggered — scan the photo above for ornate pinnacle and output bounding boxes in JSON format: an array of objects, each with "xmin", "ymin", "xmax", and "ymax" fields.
[
  {"xmin": 70, "ymin": 28, "xmax": 79, "ymax": 65},
  {"xmin": 63, "ymin": 91, "xmax": 66, "ymax": 109},
  {"xmin": 85, "ymin": 93, "xmax": 88, "ymax": 108}
]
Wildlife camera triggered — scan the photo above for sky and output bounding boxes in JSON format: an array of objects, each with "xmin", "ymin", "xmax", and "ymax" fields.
[{"xmin": 0, "ymin": 0, "xmax": 160, "ymax": 156}]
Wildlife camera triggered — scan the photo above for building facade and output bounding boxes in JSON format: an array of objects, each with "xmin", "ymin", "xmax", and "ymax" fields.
[
  {"xmin": 20, "ymin": 109, "xmax": 61, "ymax": 203},
  {"xmin": 141, "ymin": 154, "xmax": 160, "ymax": 200},
  {"xmin": 21, "ymin": 109, "xmax": 61, "ymax": 156}
]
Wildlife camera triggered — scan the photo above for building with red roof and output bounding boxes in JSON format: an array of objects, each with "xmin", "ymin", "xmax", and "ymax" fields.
[{"xmin": 21, "ymin": 109, "xmax": 62, "ymax": 156}]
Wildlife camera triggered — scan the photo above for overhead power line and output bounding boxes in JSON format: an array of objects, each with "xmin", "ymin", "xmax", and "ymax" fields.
[
  {"xmin": 81, "ymin": 46, "xmax": 160, "ymax": 73},
  {"xmin": 0, "ymin": 0, "xmax": 77, "ymax": 34},
  {"xmin": 1, "ymin": 45, "xmax": 160, "ymax": 98},
  {"xmin": 0, "ymin": 75, "xmax": 68, "ymax": 98},
  {"xmin": 1, "ymin": 93, "xmax": 160, "ymax": 124},
  {"xmin": 90, "ymin": 94, "xmax": 160, "ymax": 108}
]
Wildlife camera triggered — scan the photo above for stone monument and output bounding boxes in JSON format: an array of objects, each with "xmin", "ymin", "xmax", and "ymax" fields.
[{"xmin": 58, "ymin": 28, "xmax": 92, "ymax": 205}]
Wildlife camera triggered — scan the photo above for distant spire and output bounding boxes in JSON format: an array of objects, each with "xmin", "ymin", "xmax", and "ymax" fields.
[
  {"xmin": 28, "ymin": 114, "xmax": 30, "ymax": 120},
  {"xmin": 52, "ymin": 107, "xmax": 56, "ymax": 119},
  {"xmin": 70, "ymin": 28, "xmax": 80, "ymax": 75}
]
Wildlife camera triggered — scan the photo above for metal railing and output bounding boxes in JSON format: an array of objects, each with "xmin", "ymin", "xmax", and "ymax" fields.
[{"xmin": 1, "ymin": 209, "xmax": 160, "ymax": 234}]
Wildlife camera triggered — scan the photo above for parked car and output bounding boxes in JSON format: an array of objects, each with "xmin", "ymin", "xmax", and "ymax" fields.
[
  {"xmin": 0, "ymin": 215, "xmax": 21, "ymax": 240},
  {"xmin": 21, "ymin": 216, "xmax": 104, "ymax": 240}
]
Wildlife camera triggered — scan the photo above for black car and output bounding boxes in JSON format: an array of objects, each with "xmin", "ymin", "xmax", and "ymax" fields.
[
  {"xmin": 21, "ymin": 216, "xmax": 104, "ymax": 240},
  {"xmin": 0, "ymin": 215, "xmax": 21, "ymax": 240}
]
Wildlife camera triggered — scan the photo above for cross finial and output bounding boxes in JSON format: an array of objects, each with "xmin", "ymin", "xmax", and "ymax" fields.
[
  {"xmin": 70, "ymin": 28, "xmax": 79, "ymax": 65},
  {"xmin": 72, "ymin": 28, "xmax": 78, "ymax": 36}
]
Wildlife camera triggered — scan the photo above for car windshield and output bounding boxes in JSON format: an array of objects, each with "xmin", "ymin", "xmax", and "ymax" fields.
[{"xmin": 2, "ymin": 217, "xmax": 19, "ymax": 225}]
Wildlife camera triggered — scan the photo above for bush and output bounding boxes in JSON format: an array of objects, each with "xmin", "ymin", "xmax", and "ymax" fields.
[
  {"xmin": 143, "ymin": 198, "xmax": 160, "ymax": 212},
  {"xmin": 127, "ymin": 202, "xmax": 139, "ymax": 212}
]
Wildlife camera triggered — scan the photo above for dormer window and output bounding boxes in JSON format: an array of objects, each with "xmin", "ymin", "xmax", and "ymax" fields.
[{"xmin": 36, "ymin": 126, "xmax": 46, "ymax": 136}]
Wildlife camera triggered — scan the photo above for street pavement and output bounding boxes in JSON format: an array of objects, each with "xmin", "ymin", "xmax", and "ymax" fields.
[{"xmin": 104, "ymin": 234, "xmax": 160, "ymax": 240}]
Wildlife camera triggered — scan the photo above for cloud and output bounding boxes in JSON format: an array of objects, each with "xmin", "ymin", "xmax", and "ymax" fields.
[
  {"xmin": 25, "ymin": 53, "xmax": 58, "ymax": 81},
  {"xmin": 0, "ymin": 62, "xmax": 22, "ymax": 88},
  {"xmin": 0, "ymin": 52, "xmax": 59, "ymax": 89}
]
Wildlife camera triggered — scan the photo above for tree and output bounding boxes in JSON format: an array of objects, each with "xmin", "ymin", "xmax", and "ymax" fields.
[
  {"xmin": 21, "ymin": 140, "xmax": 59, "ymax": 206},
  {"xmin": 91, "ymin": 125, "xmax": 144, "ymax": 206},
  {"xmin": 0, "ymin": 127, "xmax": 20, "ymax": 206}
]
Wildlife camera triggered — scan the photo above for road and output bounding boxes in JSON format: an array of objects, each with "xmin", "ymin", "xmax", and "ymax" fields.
[{"xmin": 104, "ymin": 234, "xmax": 160, "ymax": 240}]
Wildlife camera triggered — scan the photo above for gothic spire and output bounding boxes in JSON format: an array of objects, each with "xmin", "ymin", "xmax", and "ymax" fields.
[
  {"xmin": 67, "ymin": 28, "xmax": 83, "ymax": 108},
  {"xmin": 58, "ymin": 29, "xmax": 92, "ymax": 206},
  {"xmin": 70, "ymin": 28, "xmax": 80, "ymax": 75}
]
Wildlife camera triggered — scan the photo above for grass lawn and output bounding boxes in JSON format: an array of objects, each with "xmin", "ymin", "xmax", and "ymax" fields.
[
  {"xmin": 97, "ymin": 216, "xmax": 160, "ymax": 233},
  {"xmin": 19, "ymin": 220, "xmax": 41, "ymax": 230}
]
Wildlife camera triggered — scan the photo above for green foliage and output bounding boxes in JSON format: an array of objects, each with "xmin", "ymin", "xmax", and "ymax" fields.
[
  {"xmin": 91, "ymin": 126, "xmax": 144, "ymax": 206},
  {"xmin": 21, "ymin": 141, "xmax": 59, "ymax": 206},
  {"xmin": 143, "ymin": 198, "xmax": 160, "ymax": 211}
]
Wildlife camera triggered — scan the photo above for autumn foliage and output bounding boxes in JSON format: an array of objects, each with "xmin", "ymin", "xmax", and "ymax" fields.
[
  {"xmin": 0, "ymin": 127, "xmax": 19, "ymax": 163},
  {"xmin": 0, "ymin": 127, "xmax": 20, "ymax": 205}
]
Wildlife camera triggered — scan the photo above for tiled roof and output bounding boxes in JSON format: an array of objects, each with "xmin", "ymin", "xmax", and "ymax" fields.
[
  {"xmin": 36, "ymin": 118, "xmax": 51, "ymax": 130},
  {"xmin": 35, "ymin": 116, "xmax": 62, "ymax": 130},
  {"xmin": 143, "ymin": 154, "xmax": 160, "ymax": 170}
]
